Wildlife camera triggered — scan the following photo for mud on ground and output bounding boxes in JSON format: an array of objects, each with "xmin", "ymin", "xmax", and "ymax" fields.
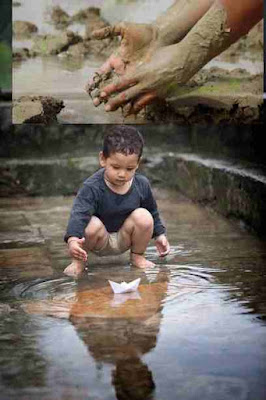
[
  {"xmin": 146, "ymin": 67, "xmax": 263, "ymax": 124},
  {"xmin": 13, "ymin": 6, "xmax": 117, "ymax": 59},
  {"xmin": 13, "ymin": 96, "xmax": 64, "ymax": 124}
]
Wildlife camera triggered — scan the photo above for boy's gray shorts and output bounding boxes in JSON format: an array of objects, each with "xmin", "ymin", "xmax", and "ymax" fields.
[{"xmin": 91, "ymin": 232, "xmax": 129, "ymax": 257}]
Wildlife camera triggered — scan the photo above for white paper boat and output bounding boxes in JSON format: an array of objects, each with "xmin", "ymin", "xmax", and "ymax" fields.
[{"xmin": 108, "ymin": 278, "xmax": 141, "ymax": 294}]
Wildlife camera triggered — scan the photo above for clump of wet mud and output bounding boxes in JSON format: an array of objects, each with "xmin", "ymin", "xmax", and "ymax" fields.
[
  {"xmin": 13, "ymin": 6, "xmax": 117, "ymax": 61},
  {"xmin": 85, "ymin": 69, "xmax": 118, "ymax": 104},
  {"xmin": 71, "ymin": 7, "xmax": 117, "ymax": 57},
  {"xmin": 13, "ymin": 96, "xmax": 65, "ymax": 124},
  {"xmin": 31, "ymin": 30, "xmax": 82, "ymax": 56},
  {"xmin": 13, "ymin": 47, "xmax": 32, "ymax": 62},
  {"xmin": 13, "ymin": 20, "xmax": 38, "ymax": 38},
  {"xmin": 49, "ymin": 6, "xmax": 71, "ymax": 29},
  {"xmin": 47, "ymin": 6, "xmax": 109, "ymax": 37},
  {"xmin": 72, "ymin": 7, "xmax": 101, "ymax": 23},
  {"xmin": 48, "ymin": 5, "xmax": 116, "ymax": 53}
]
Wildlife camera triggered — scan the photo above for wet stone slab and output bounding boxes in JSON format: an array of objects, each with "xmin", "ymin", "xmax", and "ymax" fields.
[{"xmin": 0, "ymin": 247, "xmax": 53, "ymax": 279}]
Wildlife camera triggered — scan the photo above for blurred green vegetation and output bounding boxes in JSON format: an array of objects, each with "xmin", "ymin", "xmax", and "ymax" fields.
[
  {"xmin": 0, "ymin": 42, "xmax": 11, "ymax": 90},
  {"xmin": 0, "ymin": 0, "xmax": 11, "ymax": 92}
]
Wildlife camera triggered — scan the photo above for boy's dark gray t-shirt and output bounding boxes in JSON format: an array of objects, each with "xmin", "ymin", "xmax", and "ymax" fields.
[{"xmin": 64, "ymin": 168, "xmax": 165, "ymax": 242}]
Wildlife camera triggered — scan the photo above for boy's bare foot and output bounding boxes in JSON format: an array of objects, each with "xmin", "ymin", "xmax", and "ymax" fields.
[
  {"xmin": 64, "ymin": 260, "xmax": 85, "ymax": 277},
  {"xmin": 131, "ymin": 253, "xmax": 155, "ymax": 269}
]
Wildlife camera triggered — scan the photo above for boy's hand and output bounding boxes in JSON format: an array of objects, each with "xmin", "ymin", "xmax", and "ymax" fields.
[
  {"xmin": 155, "ymin": 234, "xmax": 170, "ymax": 257},
  {"xmin": 68, "ymin": 237, "xmax": 87, "ymax": 262}
]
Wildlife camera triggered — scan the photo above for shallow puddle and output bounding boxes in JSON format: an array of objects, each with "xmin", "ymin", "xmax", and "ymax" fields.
[{"xmin": 1, "ymin": 231, "xmax": 266, "ymax": 400}]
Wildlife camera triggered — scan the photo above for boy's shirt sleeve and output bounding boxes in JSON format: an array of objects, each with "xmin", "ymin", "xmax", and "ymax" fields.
[
  {"xmin": 140, "ymin": 177, "xmax": 166, "ymax": 238},
  {"xmin": 64, "ymin": 183, "xmax": 98, "ymax": 242}
]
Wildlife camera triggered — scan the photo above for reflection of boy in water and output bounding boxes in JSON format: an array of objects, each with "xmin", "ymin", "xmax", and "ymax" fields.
[
  {"xmin": 64, "ymin": 125, "xmax": 170, "ymax": 276},
  {"xmin": 69, "ymin": 269, "xmax": 169, "ymax": 400}
]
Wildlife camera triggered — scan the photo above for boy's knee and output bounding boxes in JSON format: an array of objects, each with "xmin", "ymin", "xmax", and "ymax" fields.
[
  {"xmin": 131, "ymin": 208, "xmax": 154, "ymax": 230},
  {"xmin": 85, "ymin": 216, "xmax": 104, "ymax": 238}
]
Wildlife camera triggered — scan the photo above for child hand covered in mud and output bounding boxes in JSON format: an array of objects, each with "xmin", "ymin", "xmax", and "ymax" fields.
[
  {"xmin": 64, "ymin": 126, "xmax": 170, "ymax": 277},
  {"xmin": 86, "ymin": 0, "xmax": 263, "ymax": 115}
]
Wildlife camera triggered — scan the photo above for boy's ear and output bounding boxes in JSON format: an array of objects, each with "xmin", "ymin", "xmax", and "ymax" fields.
[
  {"xmin": 99, "ymin": 151, "xmax": 106, "ymax": 167},
  {"xmin": 136, "ymin": 157, "xmax": 142, "ymax": 169}
]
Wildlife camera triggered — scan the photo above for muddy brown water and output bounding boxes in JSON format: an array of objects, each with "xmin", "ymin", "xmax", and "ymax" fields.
[{"xmin": 0, "ymin": 190, "xmax": 266, "ymax": 400}]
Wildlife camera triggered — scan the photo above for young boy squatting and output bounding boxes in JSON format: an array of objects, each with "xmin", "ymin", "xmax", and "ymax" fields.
[{"xmin": 64, "ymin": 126, "xmax": 170, "ymax": 277}]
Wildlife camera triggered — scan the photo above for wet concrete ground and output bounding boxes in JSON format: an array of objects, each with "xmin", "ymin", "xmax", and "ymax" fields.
[{"xmin": 1, "ymin": 189, "xmax": 265, "ymax": 280}]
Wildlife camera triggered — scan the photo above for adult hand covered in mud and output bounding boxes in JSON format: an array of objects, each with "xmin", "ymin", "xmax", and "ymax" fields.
[
  {"xmin": 97, "ymin": 43, "xmax": 189, "ymax": 114},
  {"xmin": 85, "ymin": 22, "xmax": 160, "ymax": 114}
]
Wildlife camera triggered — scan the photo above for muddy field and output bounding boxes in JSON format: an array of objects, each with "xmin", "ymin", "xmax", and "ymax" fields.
[{"xmin": 12, "ymin": 1, "xmax": 264, "ymax": 124}]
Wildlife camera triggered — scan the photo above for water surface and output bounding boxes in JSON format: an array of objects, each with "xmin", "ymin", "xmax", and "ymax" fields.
[{"xmin": 0, "ymin": 192, "xmax": 266, "ymax": 400}]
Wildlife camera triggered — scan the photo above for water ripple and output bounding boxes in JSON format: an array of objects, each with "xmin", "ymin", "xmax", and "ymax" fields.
[
  {"xmin": 8, "ymin": 246, "xmax": 238, "ymax": 310},
  {"xmin": 11, "ymin": 277, "xmax": 77, "ymax": 301}
]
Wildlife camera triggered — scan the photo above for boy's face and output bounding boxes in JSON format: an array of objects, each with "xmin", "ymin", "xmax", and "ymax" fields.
[{"xmin": 99, "ymin": 151, "xmax": 140, "ymax": 187}]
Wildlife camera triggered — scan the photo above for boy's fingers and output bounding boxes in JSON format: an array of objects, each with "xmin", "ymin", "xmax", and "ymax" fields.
[
  {"xmin": 76, "ymin": 252, "xmax": 87, "ymax": 261},
  {"xmin": 104, "ymin": 84, "xmax": 142, "ymax": 111},
  {"xmin": 159, "ymin": 249, "xmax": 169, "ymax": 257},
  {"xmin": 157, "ymin": 241, "xmax": 170, "ymax": 257},
  {"xmin": 80, "ymin": 249, "xmax": 87, "ymax": 258}
]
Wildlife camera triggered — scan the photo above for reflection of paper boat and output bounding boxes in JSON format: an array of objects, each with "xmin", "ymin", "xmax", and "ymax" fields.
[
  {"xmin": 111, "ymin": 291, "xmax": 142, "ymax": 307},
  {"xmin": 108, "ymin": 278, "xmax": 141, "ymax": 294}
]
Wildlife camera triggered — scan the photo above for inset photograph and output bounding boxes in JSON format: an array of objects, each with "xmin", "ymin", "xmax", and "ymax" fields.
[{"xmin": 12, "ymin": 0, "xmax": 263, "ymax": 124}]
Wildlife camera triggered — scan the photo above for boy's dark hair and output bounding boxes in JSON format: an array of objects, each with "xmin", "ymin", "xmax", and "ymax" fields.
[{"xmin": 102, "ymin": 126, "xmax": 144, "ymax": 159}]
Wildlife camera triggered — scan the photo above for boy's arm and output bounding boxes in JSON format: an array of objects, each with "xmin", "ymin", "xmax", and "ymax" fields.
[
  {"xmin": 138, "ymin": 177, "xmax": 170, "ymax": 257},
  {"xmin": 140, "ymin": 178, "xmax": 166, "ymax": 239},
  {"xmin": 64, "ymin": 184, "xmax": 97, "ymax": 243}
]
